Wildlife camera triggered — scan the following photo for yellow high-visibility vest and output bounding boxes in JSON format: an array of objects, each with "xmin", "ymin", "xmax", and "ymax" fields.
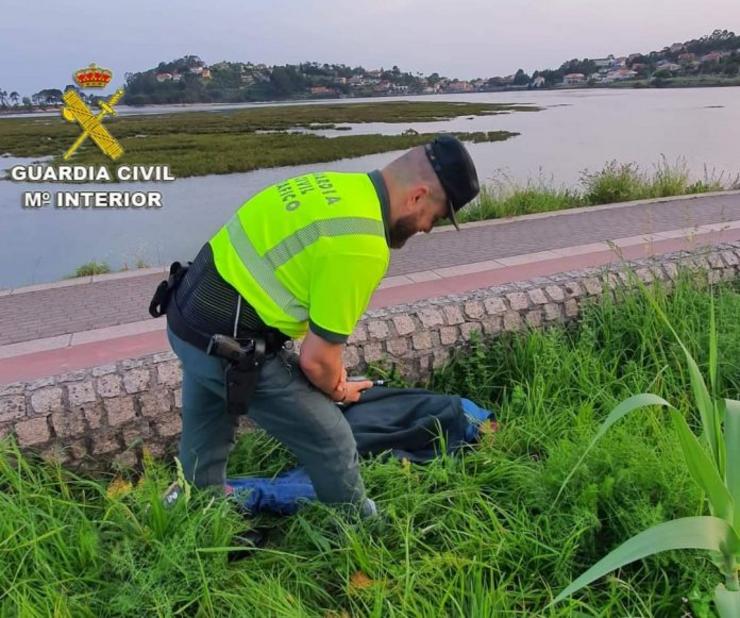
[{"xmin": 209, "ymin": 171, "xmax": 390, "ymax": 341}]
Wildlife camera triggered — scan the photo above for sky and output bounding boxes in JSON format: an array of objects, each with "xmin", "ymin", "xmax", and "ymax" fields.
[{"xmin": 1, "ymin": 0, "xmax": 739, "ymax": 96}]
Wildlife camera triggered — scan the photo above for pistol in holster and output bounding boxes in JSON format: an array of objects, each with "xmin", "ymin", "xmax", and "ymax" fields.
[{"xmin": 206, "ymin": 334, "xmax": 266, "ymax": 416}]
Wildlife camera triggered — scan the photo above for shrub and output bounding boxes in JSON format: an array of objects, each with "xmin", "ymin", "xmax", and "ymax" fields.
[{"xmin": 73, "ymin": 261, "xmax": 110, "ymax": 277}]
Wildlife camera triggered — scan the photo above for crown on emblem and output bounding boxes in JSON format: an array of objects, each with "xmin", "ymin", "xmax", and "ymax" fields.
[{"xmin": 74, "ymin": 64, "xmax": 113, "ymax": 89}]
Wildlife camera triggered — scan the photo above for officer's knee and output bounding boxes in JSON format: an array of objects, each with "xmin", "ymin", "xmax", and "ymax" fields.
[{"xmin": 324, "ymin": 424, "xmax": 359, "ymax": 465}]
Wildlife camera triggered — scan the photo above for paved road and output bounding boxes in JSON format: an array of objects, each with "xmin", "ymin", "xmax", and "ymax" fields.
[{"xmin": 1, "ymin": 193, "xmax": 739, "ymax": 346}]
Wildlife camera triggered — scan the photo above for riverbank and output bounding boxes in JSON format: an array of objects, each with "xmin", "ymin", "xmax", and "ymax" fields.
[
  {"xmin": 0, "ymin": 101, "xmax": 530, "ymax": 178},
  {"xmin": 456, "ymin": 157, "xmax": 740, "ymax": 224}
]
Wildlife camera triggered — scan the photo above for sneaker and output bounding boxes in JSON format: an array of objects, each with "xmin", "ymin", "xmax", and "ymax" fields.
[
  {"xmin": 360, "ymin": 497, "xmax": 378, "ymax": 519},
  {"xmin": 162, "ymin": 481, "xmax": 183, "ymax": 509},
  {"xmin": 227, "ymin": 528, "xmax": 268, "ymax": 562}
]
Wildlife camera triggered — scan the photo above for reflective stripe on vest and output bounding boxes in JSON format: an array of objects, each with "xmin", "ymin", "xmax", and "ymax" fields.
[
  {"xmin": 263, "ymin": 217, "xmax": 384, "ymax": 270},
  {"xmin": 225, "ymin": 216, "xmax": 309, "ymax": 322}
]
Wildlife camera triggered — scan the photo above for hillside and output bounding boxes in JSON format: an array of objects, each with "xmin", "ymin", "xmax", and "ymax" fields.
[
  {"xmin": 118, "ymin": 29, "xmax": 740, "ymax": 105},
  {"xmin": 3, "ymin": 29, "xmax": 740, "ymax": 110}
]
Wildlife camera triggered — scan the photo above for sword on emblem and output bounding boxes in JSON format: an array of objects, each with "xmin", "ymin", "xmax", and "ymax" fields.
[{"xmin": 61, "ymin": 88, "xmax": 125, "ymax": 161}]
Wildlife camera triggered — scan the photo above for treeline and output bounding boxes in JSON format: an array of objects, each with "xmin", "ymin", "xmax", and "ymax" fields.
[
  {"xmin": 0, "ymin": 86, "xmax": 110, "ymax": 110},
  {"xmin": 121, "ymin": 55, "xmax": 428, "ymax": 105},
  {"xmin": 525, "ymin": 29, "xmax": 740, "ymax": 87},
  {"xmin": 4, "ymin": 29, "xmax": 740, "ymax": 110}
]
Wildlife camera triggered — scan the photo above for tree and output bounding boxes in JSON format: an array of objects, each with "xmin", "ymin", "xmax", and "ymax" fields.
[
  {"xmin": 537, "ymin": 69, "xmax": 563, "ymax": 86},
  {"xmin": 32, "ymin": 89, "xmax": 63, "ymax": 106},
  {"xmin": 559, "ymin": 58, "xmax": 597, "ymax": 77},
  {"xmin": 269, "ymin": 65, "xmax": 306, "ymax": 98},
  {"xmin": 513, "ymin": 69, "xmax": 530, "ymax": 85},
  {"xmin": 9, "ymin": 91, "xmax": 19, "ymax": 106},
  {"xmin": 627, "ymin": 54, "xmax": 648, "ymax": 67},
  {"xmin": 44, "ymin": 89, "xmax": 63, "ymax": 104},
  {"xmin": 686, "ymin": 29, "xmax": 739, "ymax": 55}
]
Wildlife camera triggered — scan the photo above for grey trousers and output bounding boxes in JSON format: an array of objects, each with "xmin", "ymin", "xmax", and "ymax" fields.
[{"xmin": 166, "ymin": 325, "xmax": 367, "ymax": 505}]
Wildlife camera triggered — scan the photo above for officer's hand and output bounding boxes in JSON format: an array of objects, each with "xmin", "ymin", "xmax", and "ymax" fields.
[
  {"xmin": 331, "ymin": 368, "xmax": 348, "ymax": 402},
  {"xmin": 333, "ymin": 372, "xmax": 373, "ymax": 403},
  {"xmin": 339, "ymin": 379, "xmax": 373, "ymax": 404}
]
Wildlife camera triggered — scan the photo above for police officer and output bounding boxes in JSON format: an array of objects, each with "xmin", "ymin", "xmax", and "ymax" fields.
[{"xmin": 164, "ymin": 134, "xmax": 479, "ymax": 517}]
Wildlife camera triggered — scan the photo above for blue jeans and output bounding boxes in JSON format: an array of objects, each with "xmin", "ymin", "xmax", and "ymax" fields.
[{"xmin": 166, "ymin": 326, "xmax": 367, "ymax": 506}]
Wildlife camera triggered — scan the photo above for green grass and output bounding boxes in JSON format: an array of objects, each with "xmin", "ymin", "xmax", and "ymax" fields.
[
  {"xmin": 0, "ymin": 101, "xmax": 530, "ymax": 177},
  {"xmin": 69, "ymin": 261, "xmax": 110, "ymax": 277},
  {"xmin": 3, "ymin": 273, "xmax": 740, "ymax": 615},
  {"xmin": 580, "ymin": 158, "xmax": 729, "ymax": 204},
  {"xmin": 456, "ymin": 157, "xmax": 738, "ymax": 224},
  {"xmin": 68, "ymin": 130, "xmax": 516, "ymax": 179},
  {"xmin": 66, "ymin": 260, "xmax": 150, "ymax": 279}
]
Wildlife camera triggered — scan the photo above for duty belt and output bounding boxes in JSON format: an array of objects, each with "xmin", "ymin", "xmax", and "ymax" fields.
[{"xmin": 149, "ymin": 261, "xmax": 288, "ymax": 415}]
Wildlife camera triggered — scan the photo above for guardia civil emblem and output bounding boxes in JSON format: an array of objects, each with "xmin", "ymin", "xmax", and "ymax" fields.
[{"xmin": 61, "ymin": 64, "xmax": 124, "ymax": 161}]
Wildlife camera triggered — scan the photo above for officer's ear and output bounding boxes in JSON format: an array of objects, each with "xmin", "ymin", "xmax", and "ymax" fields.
[{"xmin": 407, "ymin": 184, "xmax": 430, "ymax": 211}]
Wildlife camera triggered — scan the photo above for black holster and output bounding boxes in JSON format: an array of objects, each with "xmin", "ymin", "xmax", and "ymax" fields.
[
  {"xmin": 149, "ymin": 261, "xmax": 190, "ymax": 318},
  {"xmin": 207, "ymin": 334, "xmax": 266, "ymax": 415}
]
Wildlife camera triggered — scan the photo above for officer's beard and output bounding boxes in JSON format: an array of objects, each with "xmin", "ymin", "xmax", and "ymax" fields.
[{"xmin": 389, "ymin": 213, "xmax": 417, "ymax": 249}]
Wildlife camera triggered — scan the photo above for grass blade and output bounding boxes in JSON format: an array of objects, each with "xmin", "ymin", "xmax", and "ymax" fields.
[
  {"xmin": 714, "ymin": 584, "xmax": 740, "ymax": 618},
  {"xmin": 725, "ymin": 399, "xmax": 740, "ymax": 530},
  {"xmin": 670, "ymin": 330, "xmax": 719, "ymax": 467},
  {"xmin": 670, "ymin": 409, "xmax": 734, "ymax": 521},
  {"xmin": 641, "ymin": 287, "xmax": 721, "ymax": 471},
  {"xmin": 555, "ymin": 394, "xmax": 672, "ymax": 503},
  {"xmin": 551, "ymin": 516, "xmax": 740, "ymax": 606},
  {"xmin": 709, "ymin": 293, "xmax": 718, "ymax": 399}
]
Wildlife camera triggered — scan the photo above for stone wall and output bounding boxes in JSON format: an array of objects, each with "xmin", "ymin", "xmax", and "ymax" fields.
[{"xmin": 2, "ymin": 242, "xmax": 739, "ymax": 469}]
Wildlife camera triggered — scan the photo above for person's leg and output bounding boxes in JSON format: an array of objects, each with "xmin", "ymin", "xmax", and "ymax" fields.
[
  {"xmin": 167, "ymin": 326, "xmax": 238, "ymax": 487},
  {"xmin": 247, "ymin": 350, "xmax": 368, "ymax": 507}
]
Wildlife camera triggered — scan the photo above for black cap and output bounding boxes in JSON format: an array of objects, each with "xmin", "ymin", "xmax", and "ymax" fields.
[{"xmin": 424, "ymin": 134, "xmax": 479, "ymax": 230}]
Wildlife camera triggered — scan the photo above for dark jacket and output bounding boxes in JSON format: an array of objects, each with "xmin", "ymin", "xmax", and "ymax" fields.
[{"xmin": 226, "ymin": 388, "xmax": 494, "ymax": 515}]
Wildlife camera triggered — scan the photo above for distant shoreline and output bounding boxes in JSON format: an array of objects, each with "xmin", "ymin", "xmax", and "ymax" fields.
[{"xmin": 2, "ymin": 79, "xmax": 740, "ymax": 118}]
